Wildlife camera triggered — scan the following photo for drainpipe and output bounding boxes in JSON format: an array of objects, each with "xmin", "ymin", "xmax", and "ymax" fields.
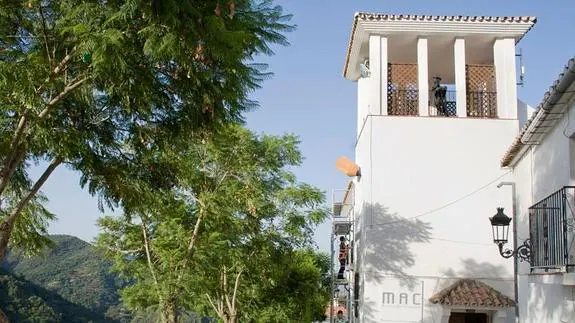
[{"xmin": 498, "ymin": 182, "xmax": 519, "ymax": 323}]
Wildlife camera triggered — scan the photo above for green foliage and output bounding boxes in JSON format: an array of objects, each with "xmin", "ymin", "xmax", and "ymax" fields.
[
  {"xmin": 0, "ymin": 267, "xmax": 115, "ymax": 322},
  {"xmin": 2, "ymin": 234, "xmax": 130, "ymax": 322},
  {"xmin": 0, "ymin": 0, "xmax": 294, "ymax": 259},
  {"xmin": 97, "ymin": 124, "xmax": 329, "ymax": 322}
]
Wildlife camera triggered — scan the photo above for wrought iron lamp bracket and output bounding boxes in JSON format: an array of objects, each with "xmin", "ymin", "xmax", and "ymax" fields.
[
  {"xmin": 498, "ymin": 239, "xmax": 531, "ymax": 263},
  {"xmin": 566, "ymin": 218, "xmax": 575, "ymax": 232}
]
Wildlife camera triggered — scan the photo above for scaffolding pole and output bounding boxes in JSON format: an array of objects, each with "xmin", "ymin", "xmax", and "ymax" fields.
[{"xmin": 330, "ymin": 186, "xmax": 355, "ymax": 323}]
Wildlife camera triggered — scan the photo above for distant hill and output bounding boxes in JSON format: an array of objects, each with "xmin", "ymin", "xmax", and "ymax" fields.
[
  {"xmin": 0, "ymin": 234, "xmax": 131, "ymax": 322},
  {"xmin": 0, "ymin": 267, "xmax": 111, "ymax": 322}
]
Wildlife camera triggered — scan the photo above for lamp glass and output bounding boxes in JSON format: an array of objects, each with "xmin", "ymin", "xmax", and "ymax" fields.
[{"xmin": 489, "ymin": 207, "xmax": 512, "ymax": 245}]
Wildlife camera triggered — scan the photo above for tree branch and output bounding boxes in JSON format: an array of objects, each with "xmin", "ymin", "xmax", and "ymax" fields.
[
  {"xmin": 52, "ymin": 49, "xmax": 75, "ymax": 76},
  {"xmin": 38, "ymin": 76, "xmax": 89, "ymax": 119},
  {"xmin": 206, "ymin": 293, "xmax": 223, "ymax": 319},
  {"xmin": 38, "ymin": 5, "xmax": 52, "ymax": 64},
  {"xmin": 175, "ymin": 206, "xmax": 206, "ymax": 285},
  {"xmin": 36, "ymin": 47, "xmax": 77, "ymax": 95},
  {"xmin": 223, "ymin": 267, "xmax": 233, "ymax": 312},
  {"xmin": 4, "ymin": 157, "xmax": 61, "ymax": 225},
  {"xmin": 230, "ymin": 268, "xmax": 243, "ymax": 315},
  {"xmin": 0, "ymin": 142, "xmax": 27, "ymax": 200},
  {"xmin": 140, "ymin": 218, "xmax": 160, "ymax": 292}
]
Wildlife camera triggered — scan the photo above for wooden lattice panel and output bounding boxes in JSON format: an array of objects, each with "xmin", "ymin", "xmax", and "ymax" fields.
[
  {"xmin": 388, "ymin": 63, "xmax": 418, "ymax": 89},
  {"xmin": 387, "ymin": 63, "xmax": 418, "ymax": 116},
  {"xmin": 466, "ymin": 65, "xmax": 496, "ymax": 91},
  {"xmin": 466, "ymin": 64, "xmax": 497, "ymax": 118}
]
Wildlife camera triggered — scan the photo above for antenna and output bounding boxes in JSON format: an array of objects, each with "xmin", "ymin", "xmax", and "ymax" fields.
[{"xmin": 516, "ymin": 48, "xmax": 525, "ymax": 87}]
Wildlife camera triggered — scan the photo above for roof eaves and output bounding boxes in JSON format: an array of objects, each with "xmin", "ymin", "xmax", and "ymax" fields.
[
  {"xmin": 343, "ymin": 13, "xmax": 537, "ymax": 79},
  {"xmin": 501, "ymin": 57, "xmax": 575, "ymax": 167}
]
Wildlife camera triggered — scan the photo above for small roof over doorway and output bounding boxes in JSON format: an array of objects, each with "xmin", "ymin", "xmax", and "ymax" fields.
[{"xmin": 429, "ymin": 279, "xmax": 515, "ymax": 308}]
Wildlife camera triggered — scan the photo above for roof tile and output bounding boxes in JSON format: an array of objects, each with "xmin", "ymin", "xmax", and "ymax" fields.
[
  {"xmin": 429, "ymin": 279, "xmax": 515, "ymax": 308},
  {"xmin": 500, "ymin": 56, "xmax": 575, "ymax": 167},
  {"xmin": 343, "ymin": 12, "xmax": 536, "ymax": 78}
]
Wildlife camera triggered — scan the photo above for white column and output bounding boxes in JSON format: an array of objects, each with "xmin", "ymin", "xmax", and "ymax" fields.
[
  {"xmin": 381, "ymin": 37, "xmax": 388, "ymax": 115},
  {"xmin": 440, "ymin": 309, "xmax": 451, "ymax": 323},
  {"xmin": 417, "ymin": 38, "xmax": 429, "ymax": 116},
  {"xmin": 368, "ymin": 35, "xmax": 382, "ymax": 115},
  {"xmin": 454, "ymin": 38, "xmax": 467, "ymax": 117},
  {"xmin": 494, "ymin": 38, "xmax": 518, "ymax": 119}
]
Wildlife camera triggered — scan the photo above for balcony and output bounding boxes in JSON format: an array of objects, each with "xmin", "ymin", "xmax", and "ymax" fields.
[
  {"xmin": 387, "ymin": 63, "xmax": 418, "ymax": 116},
  {"xmin": 467, "ymin": 91, "xmax": 497, "ymax": 118},
  {"xmin": 388, "ymin": 89, "xmax": 418, "ymax": 116},
  {"xmin": 466, "ymin": 64, "xmax": 497, "ymax": 118},
  {"xmin": 529, "ymin": 186, "xmax": 575, "ymax": 272},
  {"xmin": 385, "ymin": 63, "xmax": 498, "ymax": 118}
]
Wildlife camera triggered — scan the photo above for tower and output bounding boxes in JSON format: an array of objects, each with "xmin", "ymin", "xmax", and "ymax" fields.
[{"xmin": 337, "ymin": 13, "xmax": 536, "ymax": 323}]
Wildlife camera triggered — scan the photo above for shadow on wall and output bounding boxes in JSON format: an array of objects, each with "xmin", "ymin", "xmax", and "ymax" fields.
[
  {"xmin": 441, "ymin": 258, "xmax": 509, "ymax": 279},
  {"xmin": 532, "ymin": 117, "xmax": 569, "ymax": 201},
  {"xmin": 358, "ymin": 203, "xmax": 432, "ymax": 322},
  {"xmin": 527, "ymin": 280, "xmax": 568, "ymax": 323}
]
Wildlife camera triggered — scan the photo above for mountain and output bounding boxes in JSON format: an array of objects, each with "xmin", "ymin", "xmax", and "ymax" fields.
[
  {"xmin": 0, "ymin": 267, "xmax": 111, "ymax": 322},
  {"xmin": 0, "ymin": 234, "xmax": 131, "ymax": 322}
]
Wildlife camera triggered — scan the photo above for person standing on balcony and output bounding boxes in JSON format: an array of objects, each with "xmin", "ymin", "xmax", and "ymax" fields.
[{"xmin": 431, "ymin": 76, "xmax": 448, "ymax": 116}]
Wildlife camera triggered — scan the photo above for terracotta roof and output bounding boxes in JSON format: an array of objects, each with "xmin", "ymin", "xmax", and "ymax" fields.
[
  {"xmin": 500, "ymin": 57, "xmax": 575, "ymax": 167},
  {"xmin": 429, "ymin": 279, "xmax": 515, "ymax": 308},
  {"xmin": 343, "ymin": 13, "xmax": 537, "ymax": 78}
]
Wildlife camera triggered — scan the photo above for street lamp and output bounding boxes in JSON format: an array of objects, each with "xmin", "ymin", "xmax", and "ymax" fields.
[{"xmin": 489, "ymin": 207, "xmax": 531, "ymax": 262}]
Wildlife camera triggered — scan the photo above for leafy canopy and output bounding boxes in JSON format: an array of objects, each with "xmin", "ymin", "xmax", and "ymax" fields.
[
  {"xmin": 0, "ymin": 0, "xmax": 293, "ymax": 255},
  {"xmin": 97, "ymin": 124, "xmax": 329, "ymax": 322}
]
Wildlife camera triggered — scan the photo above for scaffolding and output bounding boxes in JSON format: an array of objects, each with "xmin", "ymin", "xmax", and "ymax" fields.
[{"xmin": 329, "ymin": 182, "xmax": 355, "ymax": 323}]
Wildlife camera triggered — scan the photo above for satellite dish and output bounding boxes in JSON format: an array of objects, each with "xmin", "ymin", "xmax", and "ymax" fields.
[{"xmin": 336, "ymin": 156, "xmax": 361, "ymax": 177}]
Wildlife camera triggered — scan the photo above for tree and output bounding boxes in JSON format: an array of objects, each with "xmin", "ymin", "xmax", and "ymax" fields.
[
  {"xmin": 0, "ymin": 0, "xmax": 293, "ymax": 261},
  {"xmin": 97, "ymin": 124, "xmax": 329, "ymax": 322},
  {"xmin": 200, "ymin": 247, "xmax": 331, "ymax": 323},
  {"xmin": 249, "ymin": 249, "xmax": 331, "ymax": 322}
]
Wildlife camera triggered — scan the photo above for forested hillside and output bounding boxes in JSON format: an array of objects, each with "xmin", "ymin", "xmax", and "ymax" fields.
[{"xmin": 0, "ymin": 235, "xmax": 130, "ymax": 322}]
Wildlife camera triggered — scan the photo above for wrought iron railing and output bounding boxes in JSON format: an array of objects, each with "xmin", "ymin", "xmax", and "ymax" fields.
[
  {"xmin": 467, "ymin": 91, "xmax": 497, "ymax": 118},
  {"xmin": 387, "ymin": 89, "xmax": 419, "ymax": 116},
  {"xmin": 429, "ymin": 90, "xmax": 457, "ymax": 117},
  {"xmin": 529, "ymin": 186, "xmax": 575, "ymax": 271}
]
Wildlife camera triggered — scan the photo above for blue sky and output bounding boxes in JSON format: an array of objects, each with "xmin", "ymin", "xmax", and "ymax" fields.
[{"xmin": 34, "ymin": 1, "xmax": 575, "ymax": 252}]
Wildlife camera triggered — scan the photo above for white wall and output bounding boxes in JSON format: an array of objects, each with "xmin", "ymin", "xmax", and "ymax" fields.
[
  {"xmin": 517, "ymin": 99, "xmax": 536, "ymax": 130},
  {"xmin": 355, "ymin": 115, "xmax": 517, "ymax": 322},
  {"xmin": 511, "ymin": 99, "xmax": 575, "ymax": 323},
  {"xmin": 354, "ymin": 116, "xmax": 372, "ymax": 322}
]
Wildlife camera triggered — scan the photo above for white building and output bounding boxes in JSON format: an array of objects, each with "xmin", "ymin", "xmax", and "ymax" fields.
[
  {"xmin": 332, "ymin": 13, "xmax": 538, "ymax": 323},
  {"xmin": 500, "ymin": 57, "xmax": 575, "ymax": 323}
]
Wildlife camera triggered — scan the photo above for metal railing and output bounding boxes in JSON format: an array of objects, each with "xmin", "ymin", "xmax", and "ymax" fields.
[
  {"xmin": 467, "ymin": 91, "xmax": 497, "ymax": 118},
  {"xmin": 429, "ymin": 90, "xmax": 457, "ymax": 117},
  {"xmin": 529, "ymin": 186, "xmax": 575, "ymax": 271},
  {"xmin": 388, "ymin": 89, "xmax": 419, "ymax": 116}
]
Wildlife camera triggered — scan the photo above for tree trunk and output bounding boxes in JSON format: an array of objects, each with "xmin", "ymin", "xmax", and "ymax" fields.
[
  {"xmin": 0, "ymin": 157, "xmax": 61, "ymax": 261},
  {"xmin": 160, "ymin": 300, "xmax": 178, "ymax": 323},
  {"xmin": 0, "ymin": 218, "xmax": 14, "ymax": 261}
]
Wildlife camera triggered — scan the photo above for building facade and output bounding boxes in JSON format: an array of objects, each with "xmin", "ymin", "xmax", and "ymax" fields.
[
  {"xmin": 501, "ymin": 57, "xmax": 575, "ymax": 323},
  {"xmin": 332, "ymin": 13, "xmax": 537, "ymax": 323}
]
